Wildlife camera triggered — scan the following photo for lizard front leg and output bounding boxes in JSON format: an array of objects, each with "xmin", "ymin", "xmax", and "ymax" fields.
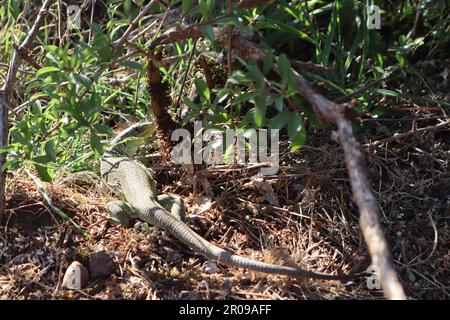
[{"xmin": 106, "ymin": 200, "xmax": 136, "ymax": 227}]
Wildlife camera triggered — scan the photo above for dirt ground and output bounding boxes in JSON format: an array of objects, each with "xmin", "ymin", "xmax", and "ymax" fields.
[{"xmin": 0, "ymin": 103, "xmax": 448, "ymax": 300}]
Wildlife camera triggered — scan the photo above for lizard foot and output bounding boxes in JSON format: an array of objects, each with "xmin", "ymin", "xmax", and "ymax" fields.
[
  {"xmin": 157, "ymin": 194, "xmax": 186, "ymax": 222},
  {"xmin": 106, "ymin": 200, "xmax": 135, "ymax": 227}
]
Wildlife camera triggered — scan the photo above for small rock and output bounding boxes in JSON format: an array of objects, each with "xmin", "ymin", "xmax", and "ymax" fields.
[
  {"xmin": 89, "ymin": 251, "xmax": 116, "ymax": 278},
  {"xmin": 62, "ymin": 261, "xmax": 89, "ymax": 290},
  {"xmin": 204, "ymin": 261, "xmax": 220, "ymax": 274},
  {"xmin": 220, "ymin": 279, "xmax": 232, "ymax": 296}
]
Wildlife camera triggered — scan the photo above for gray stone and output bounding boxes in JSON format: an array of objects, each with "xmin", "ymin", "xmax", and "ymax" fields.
[
  {"xmin": 89, "ymin": 250, "xmax": 116, "ymax": 278},
  {"xmin": 62, "ymin": 261, "xmax": 89, "ymax": 290}
]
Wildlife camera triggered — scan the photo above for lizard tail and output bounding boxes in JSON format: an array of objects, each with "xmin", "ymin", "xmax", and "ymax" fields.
[{"xmin": 145, "ymin": 206, "xmax": 364, "ymax": 281}]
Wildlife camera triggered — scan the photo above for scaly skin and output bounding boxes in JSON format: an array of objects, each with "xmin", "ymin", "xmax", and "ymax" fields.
[{"xmin": 100, "ymin": 122, "xmax": 361, "ymax": 280}]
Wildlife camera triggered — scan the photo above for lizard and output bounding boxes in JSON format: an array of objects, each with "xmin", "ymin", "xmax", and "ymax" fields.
[{"xmin": 100, "ymin": 122, "xmax": 362, "ymax": 280}]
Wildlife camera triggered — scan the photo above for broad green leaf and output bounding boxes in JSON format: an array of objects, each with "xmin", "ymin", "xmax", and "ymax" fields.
[
  {"xmin": 31, "ymin": 100, "xmax": 43, "ymax": 115},
  {"xmin": 263, "ymin": 50, "xmax": 274, "ymax": 75},
  {"xmin": 234, "ymin": 92, "xmax": 258, "ymax": 105},
  {"xmin": 90, "ymin": 131, "xmax": 103, "ymax": 158},
  {"xmin": 73, "ymin": 73, "xmax": 92, "ymax": 89},
  {"xmin": 44, "ymin": 140, "xmax": 57, "ymax": 162},
  {"xmin": 92, "ymin": 24, "xmax": 112, "ymax": 62},
  {"xmin": 182, "ymin": 0, "xmax": 192, "ymax": 14},
  {"xmin": 201, "ymin": 25, "xmax": 216, "ymax": 42},
  {"xmin": 122, "ymin": 60, "xmax": 144, "ymax": 71},
  {"xmin": 269, "ymin": 109, "xmax": 289, "ymax": 130},
  {"xmin": 199, "ymin": 0, "xmax": 213, "ymax": 21},
  {"xmin": 277, "ymin": 54, "xmax": 292, "ymax": 87},
  {"xmin": 254, "ymin": 97, "xmax": 267, "ymax": 127},
  {"xmin": 93, "ymin": 123, "xmax": 113, "ymax": 135},
  {"xmin": 247, "ymin": 64, "xmax": 265, "ymax": 88},
  {"xmin": 194, "ymin": 78, "xmax": 211, "ymax": 102},
  {"xmin": 274, "ymin": 97, "xmax": 284, "ymax": 112},
  {"xmin": 34, "ymin": 163, "xmax": 52, "ymax": 182},
  {"xmin": 37, "ymin": 66, "xmax": 60, "ymax": 77},
  {"xmin": 288, "ymin": 113, "xmax": 306, "ymax": 151},
  {"xmin": 228, "ymin": 70, "xmax": 252, "ymax": 86},
  {"xmin": 215, "ymin": 88, "xmax": 232, "ymax": 104}
]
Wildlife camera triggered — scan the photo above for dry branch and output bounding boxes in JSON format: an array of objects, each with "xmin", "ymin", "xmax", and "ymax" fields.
[
  {"xmin": 237, "ymin": 0, "xmax": 276, "ymax": 9},
  {"xmin": 198, "ymin": 55, "xmax": 215, "ymax": 90},
  {"xmin": 147, "ymin": 51, "xmax": 177, "ymax": 162},
  {"xmin": 149, "ymin": 25, "xmax": 204, "ymax": 51},
  {"xmin": 113, "ymin": 0, "xmax": 159, "ymax": 48},
  {"xmin": 292, "ymin": 68, "xmax": 407, "ymax": 301}
]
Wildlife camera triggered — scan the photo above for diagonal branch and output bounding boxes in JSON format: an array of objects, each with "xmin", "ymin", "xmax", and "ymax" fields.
[
  {"xmin": 287, "ymin": 61, "xmax": 407, "ymax": 301},
  {"xmin": 113, "ymin": 0, "xmax": 159, "ymax": 48}
]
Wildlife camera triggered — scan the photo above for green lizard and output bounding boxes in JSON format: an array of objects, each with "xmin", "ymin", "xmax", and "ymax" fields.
[{"xmin": 100, "ymin": 122, "xmax": 360, "ymax": 280}]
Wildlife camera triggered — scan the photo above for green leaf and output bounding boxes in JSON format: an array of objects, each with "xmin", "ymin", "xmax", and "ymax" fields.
[
  {"xmin": 32, "ymin": 100, "xmax": 43, "ymax": 115},
  {"xmin": 201, "ymin": 25, "xmax": 216, "ymax": 42},
  {"xmin": 44, "ymin": 140, "xmax": 57, "ymax": 162},
  {"xmin": 228, "ymin": 70, "xmax": 252, "ymax": 86},
  {"xmin": 246, "ymin": 64, "xmax": 264, "ymax": 88},
  {"xmin": 122, "ymin": 60, "xmax": 144, "ymax": 71},
  {"xmin": 92, "ymin": 24, "xmax": 112, "ymax": 62},
  {"xmin": 215, "ymin": 88, "xmax": 232, "ymax": 104},
  {"xmin": 194, "ymin": 78, "xmax": 210, "ymax": 102},
  {"xmin": 93, "ymin": 123, "xmax": 113, "ymax": 135},
  {"xmin": 288, "ymin": 113, "xmax": 305, "ymax": 151},
  {"xmin": 274, "ymin": 97, "xmax": 284, "ymax": 112},
  {"xmin": 90, "ymin": 131, "xmax": 103, "ymax": 158},
  {"xmin": 7, "ymin": 0, "xmax": 19, "ymax": 20},
  {"xmin": 269, "ymin": 109, "xmax": 289, "ymax": 130},
  {"xmin": 255, "ymin": 18, "xmax": 317, "ymax": 45},
  {"xmin": 234, "ymin": 92, "xmax": 257, "ymax": 105},
  {"xmin": 37, "ymin": 66, "xmax": 60, "ymax": 77},
  {"xmin": 396, "ymin": 52, "xmax": 405, "ymax": 67},
  {"xmin": 73, "ymin": 73, "xmax": 92, "ymax": 89},
  {"xmin": 10, "ymin": 130, "xmax": 28, "ymax": 145},
  {"xmin": 182, "ymin": 0, "xmax": 192, "ymax": 14},
  {"xmin": 322, "ymin": 0, "xmax": 339, "ymax": 65},
  {"xmin": 34, "ymin": 163, "xmax": 52, "ymax": 182},
  {"xmin": 30, "ymin": 92, "xmax": 48, "ymax": 100},
  {"xmin": 263, "ymin": 50, "xmax": 274, "ymax": 75},
  {"xmin": 199, "ymin": 0, "xmax": 213, "ymax": 21},
  {"xmin": 277, "ymin": 54, "xmax": 292, "ymax": 87},
  {"xmin": 254, "ymin": 97, "xmax": 267, "ymax": 127}
]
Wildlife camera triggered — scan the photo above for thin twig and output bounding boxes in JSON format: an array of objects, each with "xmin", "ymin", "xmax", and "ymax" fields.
[
  {"xmin": 365, "ymin": 120, "xmax": 450, "ymax": 148},
  {"xmin": 25, "ymin": 170, "xmax": 88, "ymax": 237},
  {"xmin": 226, "ymin": 0, "xmax": 234, "ymax": 76},
  {"xmin": 175, "ymin": 39, "xmax": 198, "ymax": 110},
  {"xmin": 133, "ymin": 71, "xmax": 142, "ymax": 116},
  {"xmin": 113, "ymin": 0, "xmax": 159, "ymax": 48}
]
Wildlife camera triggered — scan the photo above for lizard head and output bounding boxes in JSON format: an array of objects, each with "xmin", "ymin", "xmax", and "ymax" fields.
[{"xmin": 107, "ymin": 121, "xmax": 157, "ymax": 157}]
